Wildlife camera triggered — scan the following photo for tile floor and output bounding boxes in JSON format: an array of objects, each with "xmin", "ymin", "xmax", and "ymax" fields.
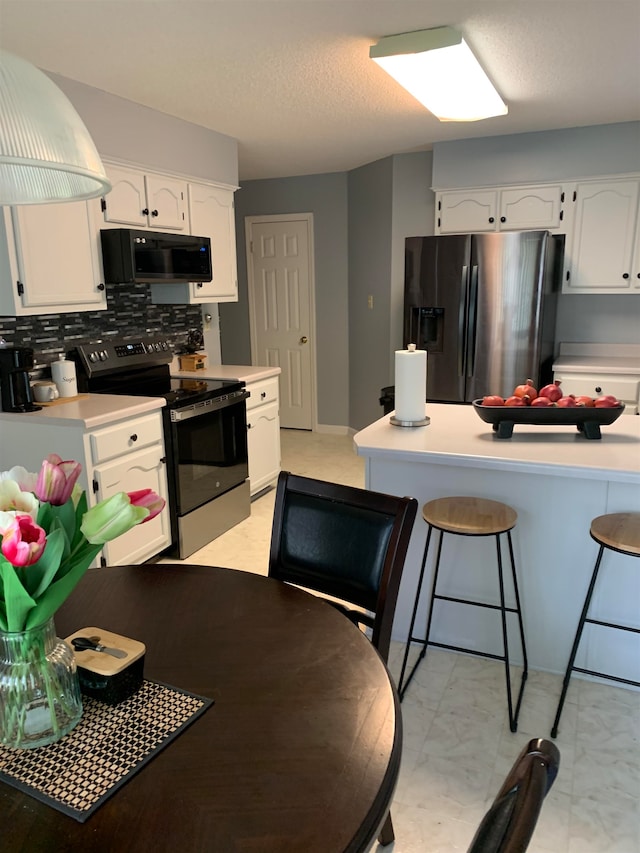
[{"xmin": 162, "ymin": 429, "xmax": 640, "ymax": 853}]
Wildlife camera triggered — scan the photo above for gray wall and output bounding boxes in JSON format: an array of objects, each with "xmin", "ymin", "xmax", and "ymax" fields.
[
  {"xmin": 347, "ymin": 158, "xmax": 394, "ymax": 432},
  {"xmin": 432, "ymin": 122, "xmax": 640, "ymax": 347},
  {"xmin": 49, "ymin": 72, "xmax": 238, "ymax": 185},
  {"xmin": 432, "ymin": 122, "xmax": 640, "ymax": 188},
  {"xmin": 226, "ymin": 173, "xmax": 350, "ymax": 428}
]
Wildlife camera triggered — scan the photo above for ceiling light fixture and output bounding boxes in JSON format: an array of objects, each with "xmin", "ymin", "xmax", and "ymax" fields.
[
  {"xmin": 0, "ymin": 50, "xmax": 111, "ymax": 205},
  {"xmin": 370, "ymin": 26, "xmax": 507, "ymax": 122}
]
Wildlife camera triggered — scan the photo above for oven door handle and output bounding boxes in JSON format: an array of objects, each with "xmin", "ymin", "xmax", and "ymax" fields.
[{"xmin": 169, "ymin": 390, "xmax": 249, "ymax": 422}]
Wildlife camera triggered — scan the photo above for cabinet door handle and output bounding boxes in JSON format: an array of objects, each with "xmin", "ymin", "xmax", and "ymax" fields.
[
  {"xmin": 160, "ymin": 456, "xmax": 166, "ymax": 464},
  {"xmin": 130, "ymin": 433, "xmax": 138, "ymax": 442},
  {"xmin": 196, "ymin": 282, "xmax": 203, "ymax": 288},
  {"xmin": 247, "ymin": 423, "xmax": 252, "ymax": 429},
  {"xmin": 500, "ymin": 216, "xmax": 506, "ymax": 223},
  {"xmin": 622, "ymin": 273, "xmax": 630, "ymax": 279},
  {"xmin": 488, "ymin": 217, "xmax": 495, "ymax": 223},
  {"xmin": 142, "ymin": 208, "xmax": 149, "ymax": 215},
  {"xmin": 261, "ymin": 391, "xmax": 267, "ymax": 399},
  {"xmin": 299, "ymin": 336, "xmax": 308, "ymax": 344},
  {"xmin": 97, "ymin": 283, "xmax": 105, "ymax": 291},
  {"xmin": 151, "ymin": 209, "xmax": 159, "ymax": 217},
  {"xmin": 595, "ymin": 387, "xmax": 602, "ymax": 394}
]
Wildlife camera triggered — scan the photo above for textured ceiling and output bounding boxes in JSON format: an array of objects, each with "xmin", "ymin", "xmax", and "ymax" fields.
[{"xmin": 1, "ymin": 0, "xmax": 639, "ymax": 181}]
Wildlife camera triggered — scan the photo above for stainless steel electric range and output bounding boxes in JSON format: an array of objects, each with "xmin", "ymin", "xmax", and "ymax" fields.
[{"xmin": 70, "ymin": 336, "xmax": 250, "ymax": 559}]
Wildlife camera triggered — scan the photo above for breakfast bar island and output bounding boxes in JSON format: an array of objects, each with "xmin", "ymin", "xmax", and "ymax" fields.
[{"xmin": 354, "ymin": 404, "xmax": 640, "ymax": 681}]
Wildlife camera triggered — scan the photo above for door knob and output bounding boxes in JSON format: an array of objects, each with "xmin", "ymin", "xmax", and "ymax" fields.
[{"xmin": 300, "ymin": 336, "xmax": 308, "ymax": 344}]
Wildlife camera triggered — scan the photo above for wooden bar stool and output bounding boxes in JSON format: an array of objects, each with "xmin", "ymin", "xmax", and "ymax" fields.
[
  {"xmin": 551, "ymin": 511, "xmax": 640, "ymax": 739},
  {"xmin": 398, "ymin": 496, "xmax": 528, "ymax": 732}
]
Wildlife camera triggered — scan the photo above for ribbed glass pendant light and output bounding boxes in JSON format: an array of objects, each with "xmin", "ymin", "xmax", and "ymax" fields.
[{"xmin": 0, "ymin": 50, "xmax": 111, "ymax": 205}]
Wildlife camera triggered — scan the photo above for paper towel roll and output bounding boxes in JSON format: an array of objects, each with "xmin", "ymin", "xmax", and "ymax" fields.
[{"xmin": 394, "ymin": 345, "xmax": 427, "ymax": 423}]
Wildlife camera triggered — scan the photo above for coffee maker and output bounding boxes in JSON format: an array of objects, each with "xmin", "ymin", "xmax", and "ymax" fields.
[{"xmin": 0, "ymin": 346, "xmax": 41, "ymax": 412}]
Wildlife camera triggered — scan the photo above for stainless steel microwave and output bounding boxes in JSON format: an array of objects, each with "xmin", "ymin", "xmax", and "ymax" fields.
[{"xmin": 100, "ymin": 229, "xmax": 213, "ymax": 283}]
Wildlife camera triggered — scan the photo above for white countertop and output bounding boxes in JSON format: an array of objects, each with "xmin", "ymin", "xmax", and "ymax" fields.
[
  {"xmin": 553, "ymin": 342, "xmax": 640, "ymax": 375},
  {"xmin": 170, "ymin": 357, "xmax": 281, "ymax": 384},
  {"xmin": 354, "ymin": 403, "xmax": 640, "ymax": 483},
  {"xmin": 0, "ymin": 395, "xmax": 165, "ymax": 429}
]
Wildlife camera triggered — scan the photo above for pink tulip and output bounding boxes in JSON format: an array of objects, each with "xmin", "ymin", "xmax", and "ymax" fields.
[
  {"xmin": 127, "ymin": 489, "xmax": 166, "ymax": 523},
  {"xmin": 35, "ymin": 454, "xmax": 82, "ymax": 506},
  {"xmin": 1, "ymin": 514, "xmax": 46, "ymax": 567}
]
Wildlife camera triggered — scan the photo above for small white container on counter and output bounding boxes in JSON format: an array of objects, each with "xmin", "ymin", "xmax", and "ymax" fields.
[{"xmin": 51, "ymin": 354, "xmax": 78, "ymax": 398}]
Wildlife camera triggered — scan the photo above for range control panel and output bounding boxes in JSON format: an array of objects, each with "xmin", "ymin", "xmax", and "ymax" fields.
[{"xmin": 71, "ymin": 336, "xmax": 174, "ymax": 376}]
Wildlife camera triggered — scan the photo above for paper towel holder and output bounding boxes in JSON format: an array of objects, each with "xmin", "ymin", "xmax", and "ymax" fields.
[{"xmin": 390, "ymin": 412, "xmax": 430, "ymax": 427}]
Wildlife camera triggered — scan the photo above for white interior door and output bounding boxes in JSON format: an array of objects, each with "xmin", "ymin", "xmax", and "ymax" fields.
[{"xmin": 246, "ymin": 215, "xmax": 315, "ymax": 430}]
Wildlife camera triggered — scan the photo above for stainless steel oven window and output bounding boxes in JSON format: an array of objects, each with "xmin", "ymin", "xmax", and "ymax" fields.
[{"xmin": 167, "ymin": 396, "xmax": 248, "ymax": 516}]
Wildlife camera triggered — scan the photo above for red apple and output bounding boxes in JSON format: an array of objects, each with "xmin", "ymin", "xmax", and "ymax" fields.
[
  {"xmin": 594, "ymin": 395, "xmax": 620, "ymax": 408},
  {"xmin": 556, "ymin": 395, "xmax": 577, "ymax": 407},
  {"xmin": 538, "ymin": 381, "xmax": 563, "ymax": 403},
  {"xmin": 482, "ymin": 395, "xmax": 505, "ymax": 406},
  {"xmin": 505, "ymin": 395, "xmax": 526, "ymax": 406},
  {"xmin": 530, "ymin": 396, "xmax": 554, "ymax": 407}
]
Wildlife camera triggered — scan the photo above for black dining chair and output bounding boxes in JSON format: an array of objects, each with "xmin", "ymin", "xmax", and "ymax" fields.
[
  {"xmin": 268, "ymin": 470, "xmax": 418, "ymax": 665},
  {"xmin": 466, "ymin": 737, "xmax": 560, "ymax": 853},
  {"xmin": 268, "ymin": 471, "xmax": 418, "ymax": 848}
]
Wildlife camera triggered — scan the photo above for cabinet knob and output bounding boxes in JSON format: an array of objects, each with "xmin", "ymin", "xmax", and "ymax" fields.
[
  {"xmin": 142, "ymin": 208, "xmax": 149, "ymax": 216},
  {"xmin": 196, "ymin": 282, "xmax": 203, "ymax": 288},
  {"xmin": 151, "ymin": 209, "xmax": 159, "ymax": 217},
  {"xmin": 247, "ymin": 423, "xmax": 252, "ymax": 429},
  {"xmin": 299, "ymin": 336, "xmax": 308, "ymax": 344},
  {"xmin": 97, "ymin": 283, "xmax": 105, "ymax": 291},
  {"xmin": 595, "ymin": 387, "xmax": 602, "ymax": 394},
  {"xmin": 622, "ymin": 273, "xmax": 630, "ymax": 279},
  {"xmin": 130, "ymin": 433, "xmax": 138, "ymax": 442},
  {"xmin": 488, "ymin": 217, "xmax": 495, "ymax": 223},
  {"xmin": 500, "ymin": 216, "xmax": 506, "ymax": 223},
  {"xmin": 261, "ymin": 391, "xmax": 267, "ymax": 399}
]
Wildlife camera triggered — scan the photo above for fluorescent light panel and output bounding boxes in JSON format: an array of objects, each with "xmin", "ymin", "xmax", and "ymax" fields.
[{"xmin": 370, "ymin": 27, "xmax": 507, "ymax": 122}]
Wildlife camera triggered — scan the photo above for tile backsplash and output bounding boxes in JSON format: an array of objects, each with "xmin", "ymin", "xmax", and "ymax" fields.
[{"xmin": 0, "ymin": 282, "xmax": 202, "ymax": 376}]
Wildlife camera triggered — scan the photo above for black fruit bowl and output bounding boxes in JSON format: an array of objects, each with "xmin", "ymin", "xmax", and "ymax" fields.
[{"xmin": 472, "ymin": 400, "xmax": 626, "ymax": 439}]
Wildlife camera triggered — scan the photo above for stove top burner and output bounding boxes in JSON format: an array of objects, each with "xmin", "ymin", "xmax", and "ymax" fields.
[{"xmin": 71, "ymin": 337, "xmax": 243, "ymax": 408}]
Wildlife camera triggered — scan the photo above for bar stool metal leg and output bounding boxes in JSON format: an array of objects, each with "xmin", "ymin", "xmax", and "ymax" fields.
[
  {"xmin": 496, "ymin": 530, "xmax": 528, "ymax": 732},
  {"xmin": 398, "ymin": 525, "xmax": 440, "ymax": 700},
  {"xmin": 550, "ymin": 543, "xmax": 605, "ymax": 739}
]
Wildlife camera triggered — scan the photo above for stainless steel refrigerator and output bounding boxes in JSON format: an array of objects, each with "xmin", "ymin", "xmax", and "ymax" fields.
[{"xmin": 403, "ymin": 231, "xmax": 563, "ymax": 403}]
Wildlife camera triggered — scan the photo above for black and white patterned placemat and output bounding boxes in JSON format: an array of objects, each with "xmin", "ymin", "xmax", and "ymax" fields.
[{"xmin": 0, "ymin": 680, "xmax": 214, "ymax": 822}]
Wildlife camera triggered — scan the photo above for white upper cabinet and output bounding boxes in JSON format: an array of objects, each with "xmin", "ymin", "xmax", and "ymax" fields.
[
  {"xmin": 0, "ymin": 201, "xmax": 106, "ymax": 316},
  {"xmin": 150, "ymin": 182, "xmax": 238, "ymax": 305},
  {"xmin": 564, "ymin": 179, "xmax": 640, "ymax": 294},
  {"xmin": 101, "ymin": 164, "xmax": 187, "ymax": 231},
  {"xmin": 436, "ymin": 190, "xmax": 497, "ymax": 233},
  {"xmin": 436, "ymin": 185, "xmax": 565, "ymax": 234}
]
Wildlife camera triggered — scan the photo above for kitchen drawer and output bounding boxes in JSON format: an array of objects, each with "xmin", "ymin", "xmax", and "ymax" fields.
[
  {"xmin": 554, "ymin": 372, "xmax": 640, "ymax": 410},
  {"xmin": 246, "ymin": 376, "xmax": 279, "ymax": 411},
  {"xmin": 90, "ymin": 413, "xmax": 164, "ymax": 464}
]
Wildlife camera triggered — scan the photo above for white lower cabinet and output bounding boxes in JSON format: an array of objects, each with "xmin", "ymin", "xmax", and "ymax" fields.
[
  {"xmin": 553, "ymin": 371, "xmax": 640, "ymax": 414},
  {"xmin": 245, "ymin": 377, "xmax": 281, "ymax": 496},
  {"xmin": 92, "ymin": 445, "xmax": 170, "ymax": 565},
  {"xmin": 0, "ymin": 409, "xmax": 170, "ymax": 567}
]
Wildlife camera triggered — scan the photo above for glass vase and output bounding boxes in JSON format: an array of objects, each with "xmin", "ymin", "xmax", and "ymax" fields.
[{"xmin": 0, "ymin": 617, "xmax": 82, "ymax": 749}]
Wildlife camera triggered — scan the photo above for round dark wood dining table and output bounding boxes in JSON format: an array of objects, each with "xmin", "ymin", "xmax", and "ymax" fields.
[{"xmin": 1, "ymin": 563, "xmax": 402, "ymax": 853}]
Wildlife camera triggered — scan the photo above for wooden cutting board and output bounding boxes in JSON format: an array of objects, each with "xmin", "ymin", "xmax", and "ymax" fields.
[{"xmin": 38, "ymin": 394, "xmax": 89, "ymax": 406}]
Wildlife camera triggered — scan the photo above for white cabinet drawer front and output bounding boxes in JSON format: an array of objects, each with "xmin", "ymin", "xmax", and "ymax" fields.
[
  {"xmin": 246, "ymin": 377, "xmax": 279, "ymax": 411},
  {"xmin": 554, "ymin": 373, "xmax": 640, "ymax": 404},
  {"xmin": 90, "ymin": 414, "xmax": 164, "ymax": 464}
]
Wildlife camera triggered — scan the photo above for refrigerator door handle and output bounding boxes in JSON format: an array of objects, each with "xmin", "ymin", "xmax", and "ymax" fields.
[
  {"xmin": 466, "ymin": 265, "xmax": 479, "ymax": 378},
  {"xmin": 458, "ymin": 265, "xmax": 468, "ymax": 377}
]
